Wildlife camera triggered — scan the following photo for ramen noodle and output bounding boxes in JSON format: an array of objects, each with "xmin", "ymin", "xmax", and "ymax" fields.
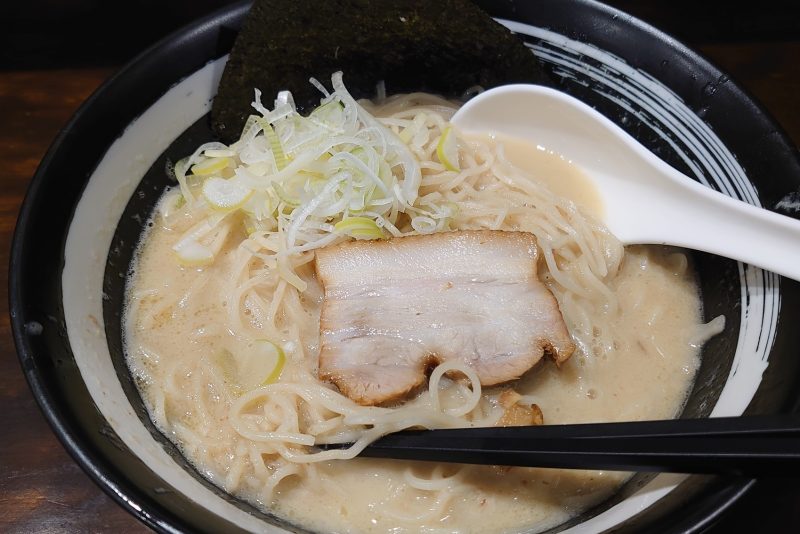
[{"xmin": 124, "ymin": 75, "xmax": 724, "ymax": 533}]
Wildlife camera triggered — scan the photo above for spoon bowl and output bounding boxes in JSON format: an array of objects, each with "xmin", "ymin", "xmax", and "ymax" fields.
[{"xmin": 452, "ymin": 84, "xmax": 800, "ymax": 280}]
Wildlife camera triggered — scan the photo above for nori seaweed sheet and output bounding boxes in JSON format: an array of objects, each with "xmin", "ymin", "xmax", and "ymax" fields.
[{"xmin": 211, "ymin": 0, "xmax": 549, "ymax": 142}]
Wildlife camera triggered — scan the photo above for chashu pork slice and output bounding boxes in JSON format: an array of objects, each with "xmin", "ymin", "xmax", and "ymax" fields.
[{"xmin": 315, "ymin": 230, "xmax": 574, "ymax": 405}]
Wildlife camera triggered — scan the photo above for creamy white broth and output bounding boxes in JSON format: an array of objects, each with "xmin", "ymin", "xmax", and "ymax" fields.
[
  {"xmin": 124, "ymin": 100, "xmax": 717, "ymax": 533},
  {"xmin": 484, "ymin": 132, "xmax": 604, "ymax": 220}
]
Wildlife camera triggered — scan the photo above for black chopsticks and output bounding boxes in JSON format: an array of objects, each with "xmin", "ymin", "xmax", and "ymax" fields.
[{"xmin": 320, "ymin": 415, "xmax": 800, "ymax": 476}]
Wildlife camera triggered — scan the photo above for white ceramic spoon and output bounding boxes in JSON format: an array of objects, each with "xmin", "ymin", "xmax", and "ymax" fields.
[{"xmin": 451, "ymin": 84, "xmax": 800, "ymax": 281}]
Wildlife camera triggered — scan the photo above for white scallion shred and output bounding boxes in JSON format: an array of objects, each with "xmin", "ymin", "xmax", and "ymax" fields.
[{"xmin": 170, "ymin": 72, "xmax": 455, "ymax": 286}]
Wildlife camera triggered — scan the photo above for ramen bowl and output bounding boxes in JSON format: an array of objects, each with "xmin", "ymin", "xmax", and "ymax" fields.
[{"xmin": 10, "ymin": 0, "xmax": 800, "ymax": 532}]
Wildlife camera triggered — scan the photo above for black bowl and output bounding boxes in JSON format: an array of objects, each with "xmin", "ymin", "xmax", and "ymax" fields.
[{"xmin": 10, "ymin": 0, "xmax": 800, "ymax": 532}]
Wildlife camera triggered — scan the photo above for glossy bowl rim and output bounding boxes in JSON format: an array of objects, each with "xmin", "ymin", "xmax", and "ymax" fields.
[{"xmin": 12, "ymin": 0, "xmax": 800, "ymax": 532}]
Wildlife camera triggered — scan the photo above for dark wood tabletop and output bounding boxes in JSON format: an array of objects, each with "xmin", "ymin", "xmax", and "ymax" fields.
[{"xmin": 2, "ymin": 2, "xmax": 799, "ymax": 533}]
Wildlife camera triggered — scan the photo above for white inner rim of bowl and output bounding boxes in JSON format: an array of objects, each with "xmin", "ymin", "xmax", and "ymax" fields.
[{"xmin": 62, "ymin": 20, "xmax": 780, "ymax": 534}]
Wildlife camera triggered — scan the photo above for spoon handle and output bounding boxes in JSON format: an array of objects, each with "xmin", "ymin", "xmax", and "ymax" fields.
[{"xmin": 627, "ymin": 166, "xmax": 800, "ymax": 282}]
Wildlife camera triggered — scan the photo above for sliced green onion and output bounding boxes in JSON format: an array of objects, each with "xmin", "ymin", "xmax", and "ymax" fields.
[
  {"xmin": 169, "ymin": 73, "xmax": 448, "ymax": 289},
  {"xmin": 173, "ymin": 238, "xmax": 214, "ymax": 266},
  {"xmin": 256, "ymin": 117, "xmax": 288, "ymax": 171},
  {"xmin": 272, "ymin": 182, "xmax": 300, "ymax": 207},
  {"xmin": 309, "ymin": 100, "xmax": 345, "ymax": 130},
  {"xmin": 238, "ymin": 339, "xmax": 285, "ymax": 389},
  {"xmin": 436, "ymin": 126, "xmax": 460, "ymax": 172},
  {"xmin": 213, "ymin": 349, "xmax": 238, "ymax": 389},
  {"xmin": 191, "ymin": 156, "xmax": 232, "ymax": 176},
  {"xmin": 334, "ymin": 216, "xmax": 384, "ymax": 240},
  {"xmin": 213, "ymin": 341, "xmax": 285, "ymax": 393},
  {"xmin": 202, "ymin": 177, "xmax": 253, "ymax": 210},
  {"xmin": 203, "ymin": 148, "xmax": 236, "ymax": 158}
]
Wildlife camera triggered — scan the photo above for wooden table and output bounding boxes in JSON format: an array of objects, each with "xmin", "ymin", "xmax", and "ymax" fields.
[{"xmin": 2, "ymin": 44, "xmax": 799, "ymax": 534}]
